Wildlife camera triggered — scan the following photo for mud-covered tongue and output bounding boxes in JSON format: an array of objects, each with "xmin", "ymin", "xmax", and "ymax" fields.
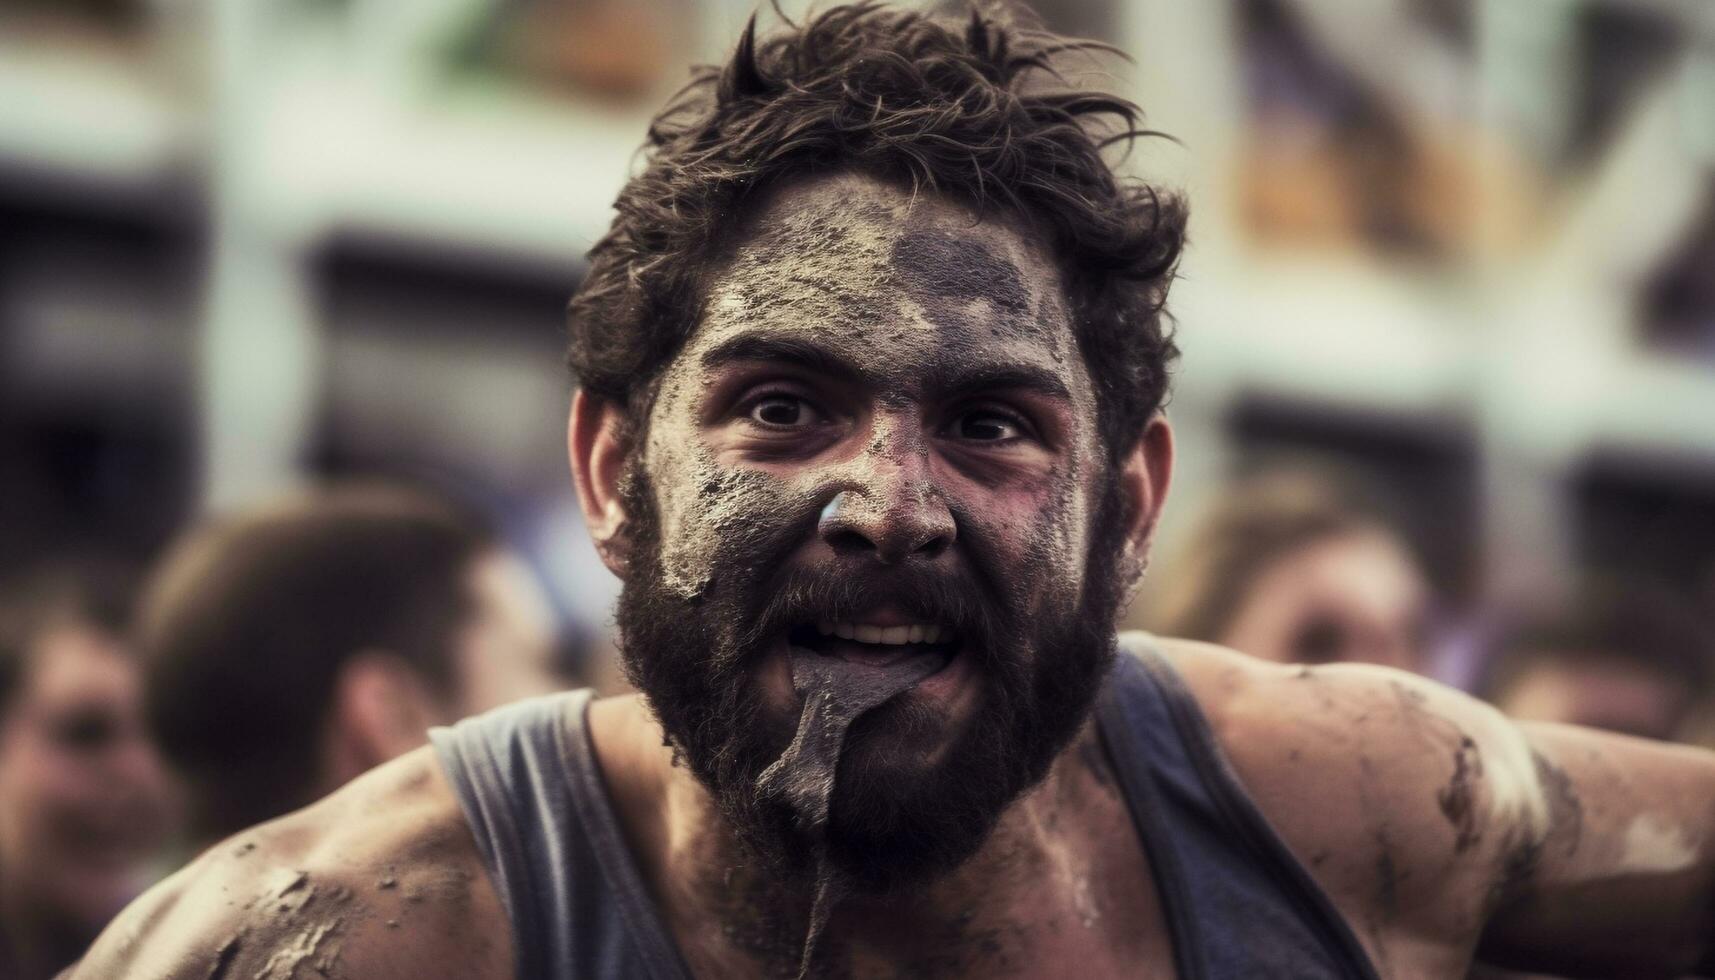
[
  {"xmin": 755, "ymin": 646, "xmax": 949, "ymax": 832},
  {"xmin": 754, "ymin": 645, "xmax": 950, "ymax": 980}
]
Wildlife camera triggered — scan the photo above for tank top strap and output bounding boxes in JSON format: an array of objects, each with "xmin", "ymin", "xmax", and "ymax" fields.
[
  {"xmin": 1097, "ymin": 636, "xmax": 1382, "ymax": 980},
  {"xmin": 429, "ymin": 691, "xmax": 691, "ymax": 980}
]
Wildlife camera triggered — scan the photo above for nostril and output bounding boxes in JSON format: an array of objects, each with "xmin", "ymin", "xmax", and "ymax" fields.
[
  {"xmin": 824, "ymin": 527, "xmax": 875, "ymax": 554},
  {"xmin": 916, "ymin": 535, "xmax": 951, "ymax": 560}
]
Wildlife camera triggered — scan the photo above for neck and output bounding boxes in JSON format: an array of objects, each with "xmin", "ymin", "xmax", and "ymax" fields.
[{"xmin": 591, "ymin": 694, "xmax": 1136, "ymax": 979}]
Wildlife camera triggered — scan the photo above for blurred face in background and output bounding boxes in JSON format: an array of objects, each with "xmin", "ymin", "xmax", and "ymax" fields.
[
  {"xmin": 1495, "ymin": 653, "xmax": 1689, "ymax": 741},
  {"xmin": 1217, "ymin": 526, "xmax": 1431, "ymax": 672},
  {"xmin": 451, "ymin": 549, "xmax": 561, "ymax": 716},
  {"xmin": 0, "ymin": 623, "xmax": 170, "ymax": 934}
]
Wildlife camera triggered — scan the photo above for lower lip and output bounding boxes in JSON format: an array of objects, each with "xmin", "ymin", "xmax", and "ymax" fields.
[{"xmin": 911, "ymin": 645, "xmax": 971, "ymax": 699}]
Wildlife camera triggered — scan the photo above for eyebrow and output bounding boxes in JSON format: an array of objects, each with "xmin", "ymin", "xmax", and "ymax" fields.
[
  {"xmin": 930, "ymin": 363, "xmax": 1073, "ymax": 403},
  {"xmin": 698, "ymin": 332, "xmax": 1073, "ymax": 403},
  {"xmin": 699, "ymin": 334, "xmax": 867, "ymax": 383}
]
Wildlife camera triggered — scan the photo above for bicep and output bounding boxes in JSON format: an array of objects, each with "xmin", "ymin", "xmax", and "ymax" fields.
[{"xmin": 1477, "ymin": 722, "xmax": 1715, "ymax": 977}]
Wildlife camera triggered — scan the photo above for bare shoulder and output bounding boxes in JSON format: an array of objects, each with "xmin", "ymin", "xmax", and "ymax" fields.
[
  {"xmin": 69, "ymin": 747, "xmax": 512, "ymax": 980},
  {"xmin": 1134, "ymin": 635, "xmax": 1546, "ymax": 972}
]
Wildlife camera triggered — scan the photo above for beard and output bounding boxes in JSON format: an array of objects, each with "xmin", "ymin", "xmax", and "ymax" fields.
[{"xmin": 613, "ymin": 464, "xmax": 1131, "ymax": 895}]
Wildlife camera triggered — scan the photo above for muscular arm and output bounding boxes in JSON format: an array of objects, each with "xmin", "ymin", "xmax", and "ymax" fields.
[
  {"xmin": 1477, "ymin": 721, "xmax": 1715, "ymax": 976},
  {"xmin": 1158, "ymin": 637, "xmax": 1715, "ymax": 978},
  {"xmin": 67, "ymin": 749, "xmax": 512, "ymax": 980}
]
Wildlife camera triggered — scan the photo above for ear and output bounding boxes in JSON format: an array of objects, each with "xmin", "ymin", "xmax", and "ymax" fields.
[
  {"xmin": 1118, "ymin": 414, "xmax": 1174, "ymax": 566},
  {"xmin": 326, "ymin": 652, "xmax": 442, "ymax": 785},
  {"xmin": 569, "ymin": 389, "xmax": 635, "ymax": 578}
]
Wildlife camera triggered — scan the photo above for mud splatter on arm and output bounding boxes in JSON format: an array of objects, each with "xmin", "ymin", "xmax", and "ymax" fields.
[
  {"xmin": 1189, "ymin": 640, "xmax": 1715, "ymax": 977},
  {"xmin": 1475, "ymin": 721, "xmax": 1715, "ymax": 977},
  {"xmin": 1163, "ymin": 639, "xmax": 1587, "ymax": 976}
]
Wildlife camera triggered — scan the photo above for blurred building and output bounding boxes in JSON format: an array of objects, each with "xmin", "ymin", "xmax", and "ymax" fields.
[{"xmin": 2, "ymin": 0, "xmax": 1714, "ymax": 685}]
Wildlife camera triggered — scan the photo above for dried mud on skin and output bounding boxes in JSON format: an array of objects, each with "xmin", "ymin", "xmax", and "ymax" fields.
[
  {"xmin": 755, "ymin": 646, "xmax": 950, "ymax": 980},
  {"xmin": 184, "ymin": 832, "xmax": 484, "ymax": 980},
  {"xmin": 1437, "ymin": 736, "xmax": 1486, "ymax": 855}
]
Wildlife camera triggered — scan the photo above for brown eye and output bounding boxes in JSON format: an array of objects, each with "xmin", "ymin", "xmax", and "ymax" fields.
[
  {"xmin": 49, "ymin": 708, "xmax": 121, "ymax": 753},
  {"xmin": 748, "ymin": 395, "xmax": 819, "ymax": 427},
  {"xmin": 956, "ymin": 411, "xmax": 1022, "ymax": 442},
  {"xmin": 1289, "ymin": 615, "xmax": 1346, "ymax": 665}
]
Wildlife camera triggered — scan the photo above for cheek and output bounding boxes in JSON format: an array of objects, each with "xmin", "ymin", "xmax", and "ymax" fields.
[
  {"xmin": 18, "ymin": 744, "xmax": 105, "ymax": 811},
  {"xmin": 649, "ymin": 451, "xmax": 809, "ymax": 597},
  {"xmin": 953, "ymin": 469, "xmax": 1094, "ymax": 606},
  {"xmin": 0, "ymin": 742, "xmax": 86, "ymax": 851}
]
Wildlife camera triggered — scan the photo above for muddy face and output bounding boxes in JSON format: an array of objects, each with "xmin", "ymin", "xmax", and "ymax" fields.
[{"xmin": 614, "ymin": 172, "xmax": 1130, "ymax": 891}]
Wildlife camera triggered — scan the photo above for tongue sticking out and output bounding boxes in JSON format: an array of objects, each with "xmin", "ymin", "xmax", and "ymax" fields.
[
  {"xmin": 754, "ymin": 645, "xmax": 951, "ymax": 980},
  {"xmin": 756, "ymin": 646, "xmax": 950, "ymax": 829}
]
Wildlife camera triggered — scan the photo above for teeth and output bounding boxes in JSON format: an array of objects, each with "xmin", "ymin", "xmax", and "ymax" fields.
[{"xmin": 819, "ymin": 622, "xmax": 953, "ymax": 646}]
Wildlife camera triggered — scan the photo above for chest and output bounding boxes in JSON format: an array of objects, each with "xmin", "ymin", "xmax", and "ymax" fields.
[
  {"xmin": 672, "ymin": 886, "xmax": 1179, "ymax": 980},
  {"xmin": 667, "ymin": 794, "xmax": 1176, "ymax": 978}
]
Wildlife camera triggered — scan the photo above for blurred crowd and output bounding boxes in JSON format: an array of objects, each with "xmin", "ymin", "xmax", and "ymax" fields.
[
  {"xmin": 3, "ymin": 0, "xmax": 1714, "ymax": 976},
  {"xmin": 0, "ymin": 483, "xmax": 574, "ymax": 978},
  {"xmin": 1145, "ymin": 466, "xmax": 1715, "ymax": 750}
]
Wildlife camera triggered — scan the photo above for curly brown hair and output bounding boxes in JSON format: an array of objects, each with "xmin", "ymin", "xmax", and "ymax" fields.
[{"xmin": 566, "ymin": 2, "xmax": 1187, "ymax": 458}]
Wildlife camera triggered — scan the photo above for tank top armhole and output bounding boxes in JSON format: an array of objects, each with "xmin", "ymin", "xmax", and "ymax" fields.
[
  {"xmin": 429, "ymin": 702, "xmax": 567, "ymax": 979},
  {"xmin": 1097, "ymin": 647, "xmax": 1211, "ymax": 980},
  {"xmin": 1128, "ymin": 641, "xmax": 1384, "ymax": 980},
  {"xmin": 554, "ymin": 696, "xmax": 693, "ymax": 980},
  {"xmin": 430, "ymin": 691, "xmax": 691, "ymax": 980}
]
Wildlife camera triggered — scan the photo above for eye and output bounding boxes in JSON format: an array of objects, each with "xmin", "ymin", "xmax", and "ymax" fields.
[
  {"xmin": 1289, "ymin": 615, "xmax": 1347, "ymax": 665},
  {"xmin": 48, "ymin": 709, "xmax": 121, "ymax": 753},
  {"xmin": 745, "ymin": 394, "xmax": 824, "ymax": 429},
  {"xmin": 953, "ymin": 410, "xmax": 1025, "ymax": 442}
]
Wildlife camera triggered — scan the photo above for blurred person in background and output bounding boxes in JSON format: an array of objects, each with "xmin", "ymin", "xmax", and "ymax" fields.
[
  {"xmin": 139, "ymin": 482, "xmax": 560, "ymax": 851},
  {"xmin": 0, "ymin": 562, "xmax": 172, "ymax": 980},
  {"xmin": 1146, "ymin": 468, "xmax": 1434, "ymax": 672},
  {"xmin": 1477, "ymin": 585, "xmax": 1714, "ymax": 742}
]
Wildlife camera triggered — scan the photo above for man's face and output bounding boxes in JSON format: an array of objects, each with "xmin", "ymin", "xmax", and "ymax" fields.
[{"xmin": 613, "ymin": 172, "xmax": 1131, "ymax": 889}]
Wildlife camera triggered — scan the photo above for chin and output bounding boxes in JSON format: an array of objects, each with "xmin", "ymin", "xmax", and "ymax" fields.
[{"xmin": 843, "ymin": 684, "xmax": 979, "ymax": 770}]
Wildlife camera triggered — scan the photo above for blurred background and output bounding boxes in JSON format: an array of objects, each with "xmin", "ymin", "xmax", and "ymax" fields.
[
  {"xmin": 0, "ymin": 0, "xmax": 1713, "ymax": 972},
  {"xmin": 2, "ymin": 0, "xmax": 1714, "ymax": 687}
]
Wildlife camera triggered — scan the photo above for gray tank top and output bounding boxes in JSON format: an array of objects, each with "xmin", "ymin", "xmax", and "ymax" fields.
[{"xmin": 430, "ymin": 639, "xmax": 1381, "ymax": 979}]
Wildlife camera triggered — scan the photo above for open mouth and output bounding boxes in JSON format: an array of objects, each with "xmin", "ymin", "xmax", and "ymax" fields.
[{"xmin": 787, "ymin": 618, "xmax": 961, "ymax": 675}]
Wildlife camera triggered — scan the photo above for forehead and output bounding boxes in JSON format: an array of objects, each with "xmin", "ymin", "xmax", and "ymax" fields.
[
  {"xmin": 678, "ymin": 172, "xmax": 1084, "ymax": 386},
  {"xmin": 27, "ymin": 625, "xmax": 135, "ymax": 703}
]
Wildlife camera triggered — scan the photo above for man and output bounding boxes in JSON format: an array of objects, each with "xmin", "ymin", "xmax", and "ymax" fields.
[
  {"xmin": 137, "ymin": 482, "xmax": 559, "ymax": 851},
  {"xmin": 71, "ymin": 7, "xmax": 1715, "ymax": 979}
]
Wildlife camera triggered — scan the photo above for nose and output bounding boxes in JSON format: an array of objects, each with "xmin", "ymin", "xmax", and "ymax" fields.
[
  {"xmin": 116, "ymin": 734, "xmax": 167, "ymax": 788},
  {"xmin": 817, "ymin": 478, "xmax": 955, "ymax": 564}
]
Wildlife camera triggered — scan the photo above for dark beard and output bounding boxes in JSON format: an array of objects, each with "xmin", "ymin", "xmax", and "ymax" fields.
[{"xmin": 614, "ymin": 464, "xmax": 1130, "ymax": 894}]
